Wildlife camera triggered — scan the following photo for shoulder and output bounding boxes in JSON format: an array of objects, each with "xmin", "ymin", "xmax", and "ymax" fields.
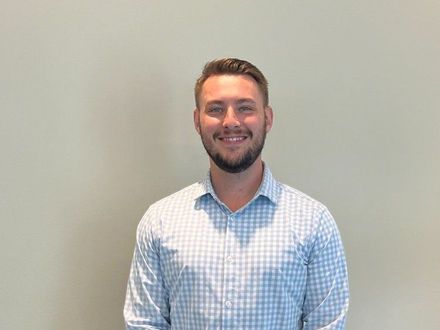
[
  {"xmin": 137, "ymin": 181, "xmax": 203, "ymax": 232},
  {"xmin": 275, "ymin": 181, "xmax": 337, "ymax": 238},
  {"xmin": 149, "ymin": 181, "xmax": 203, "ymax": 213},
  {"xmin": 277, "ymin": 181, "xmax": 328, "ymax": 215}
]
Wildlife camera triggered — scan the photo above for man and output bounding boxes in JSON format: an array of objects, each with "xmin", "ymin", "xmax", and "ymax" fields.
[{"xmin": 124, "ymin": 58, "xmax": 349, "ymax": 329}]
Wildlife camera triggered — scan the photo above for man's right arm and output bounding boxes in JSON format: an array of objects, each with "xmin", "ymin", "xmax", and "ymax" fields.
[{"xmin": 123, "ymin": 209, "xmax": 171, "ymax": 330}]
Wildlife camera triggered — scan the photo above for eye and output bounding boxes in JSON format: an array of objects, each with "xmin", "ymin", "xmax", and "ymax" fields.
[
  {"xmin": 239, "ymin": 106, "xmax": 254, "ymax": 113},
  {"xmin": 207, "ymin": 106, "xmax": 223, "ymax": 113}
]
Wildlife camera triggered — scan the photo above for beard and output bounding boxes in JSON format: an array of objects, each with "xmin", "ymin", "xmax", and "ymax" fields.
[{"xmin": 199, "ymin": 123, "xmax": 267, "ymax": 174}]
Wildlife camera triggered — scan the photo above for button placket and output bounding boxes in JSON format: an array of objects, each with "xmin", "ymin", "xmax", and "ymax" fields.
[{"xmin": 222, "ymin": 213, "xmax": 238, "ymax": 322}]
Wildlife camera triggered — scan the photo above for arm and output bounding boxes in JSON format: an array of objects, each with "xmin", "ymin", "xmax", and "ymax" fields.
[
  {"xmin": 302, "ymin": 208, "xmax": 349, "ymax": 329},
  {"xmin": 123, "ymin": 209, "xmax": 171, "ymax": 330}
]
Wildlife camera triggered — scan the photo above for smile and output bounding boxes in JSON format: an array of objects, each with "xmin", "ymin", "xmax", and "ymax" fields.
[{"xmin": 219, "ymin": 136, "xmax": 247, "ymax": 143}]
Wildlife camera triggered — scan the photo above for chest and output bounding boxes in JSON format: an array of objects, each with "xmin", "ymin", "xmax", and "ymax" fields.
[{"xmin": 158, "ymin": 207, "xmax": 308, "ymax": 294}]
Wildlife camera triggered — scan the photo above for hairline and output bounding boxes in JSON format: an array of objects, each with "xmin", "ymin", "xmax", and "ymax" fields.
[{"xmin": 195, "ymin": 72, "xmax": 267, "ymax": 109}]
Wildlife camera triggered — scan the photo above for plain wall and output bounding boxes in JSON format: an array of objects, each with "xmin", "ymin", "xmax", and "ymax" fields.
[{"xmin": 1, "ymin": 1, "xmax": 439, "ymax": 329}]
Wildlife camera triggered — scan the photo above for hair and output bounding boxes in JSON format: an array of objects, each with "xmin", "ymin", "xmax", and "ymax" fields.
[{"xmin": 194, "ymin": 58, "xmax": 269, "ymax": 108}]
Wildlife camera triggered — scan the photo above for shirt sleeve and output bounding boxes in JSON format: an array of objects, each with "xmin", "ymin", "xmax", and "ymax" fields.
[
  {"xmin": 302, "ymin": 207, "xmax": 349, "ymax": 329},
  {"xmin": 123, "ymin": 208, "xmax": 171, "ymax": 330}
]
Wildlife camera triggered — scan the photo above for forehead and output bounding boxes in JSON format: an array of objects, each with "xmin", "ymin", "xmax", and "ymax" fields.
[{"xmin": 200, "ymin": 74, "xmax": 264, "ymax": 104}]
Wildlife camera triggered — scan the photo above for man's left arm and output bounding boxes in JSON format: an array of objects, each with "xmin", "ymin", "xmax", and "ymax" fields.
[{"xmin": 302, "ymin": 207, "xmax": 349, "ymax": 329}]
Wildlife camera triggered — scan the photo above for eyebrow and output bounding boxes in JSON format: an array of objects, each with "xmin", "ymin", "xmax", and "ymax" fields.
[
  {"xmin": 205, "ymin": 98, "xmax": 257, "ymax": 106},
  {"xmin": 236, "ymin": 98, "xmax": 257, "ymax": 105}
]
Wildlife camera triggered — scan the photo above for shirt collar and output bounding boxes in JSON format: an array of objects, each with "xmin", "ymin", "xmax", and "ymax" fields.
[{"xmin": 194, "ymin": 164, "xmax": 279, "ymax": 205}]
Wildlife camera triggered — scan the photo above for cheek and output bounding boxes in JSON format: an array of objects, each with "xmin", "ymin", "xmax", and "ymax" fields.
[
  {"xmin": 243, "ymin": 116, "xmax": 265, "ymax": 130},
  {"xmin": 200, "ymin": 116, "xmax": 221, "ymax": 131}
]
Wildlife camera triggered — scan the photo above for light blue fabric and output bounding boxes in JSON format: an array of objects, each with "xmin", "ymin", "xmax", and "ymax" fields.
[{"xmin": 124, "ymin": 166, "xmax": 349, "ymax": 329}]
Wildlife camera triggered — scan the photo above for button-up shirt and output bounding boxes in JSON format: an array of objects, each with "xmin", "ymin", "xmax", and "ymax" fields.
[{"xmin": 124, "ymin": 166, "xmax": 349, "ymax": 329}]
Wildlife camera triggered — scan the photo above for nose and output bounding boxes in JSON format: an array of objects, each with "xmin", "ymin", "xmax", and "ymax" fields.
[{"xmin": 223, "ymin": 107, "xmax": 240, "ymax": 129}]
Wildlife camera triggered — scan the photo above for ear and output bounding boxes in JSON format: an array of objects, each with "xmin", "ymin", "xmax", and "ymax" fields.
[
  {"xmin": 264, "ymin": 106, "xmax": 273, "ymax": 133},
  {"xmin": 193, "ymin": 108, "xmax": 201, "ymax": 135}
]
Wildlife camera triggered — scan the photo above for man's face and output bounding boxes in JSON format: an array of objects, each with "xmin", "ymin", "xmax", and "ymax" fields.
[{"xmin": 194, "ymin": 74, "xmax": 273, "ymax": 173}]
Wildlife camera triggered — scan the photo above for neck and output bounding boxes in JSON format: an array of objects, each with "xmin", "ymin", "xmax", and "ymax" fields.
[{"xmin": 209, "ymin": 159, "xmax": 264, "ymax": 212}]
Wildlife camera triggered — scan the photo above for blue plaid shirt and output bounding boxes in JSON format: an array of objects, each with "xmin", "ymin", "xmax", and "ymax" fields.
[{"xmin": 124, "ymin": 166, "xmax": 349, "ymax": 329}]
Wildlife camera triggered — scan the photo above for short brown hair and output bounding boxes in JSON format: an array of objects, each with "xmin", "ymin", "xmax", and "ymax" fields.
[{"xmin": 194, "ymin": 58, "xmax": 269, "ymax": 108}]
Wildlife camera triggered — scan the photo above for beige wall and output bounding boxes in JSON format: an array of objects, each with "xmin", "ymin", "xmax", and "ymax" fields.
[{"xmin": 1, "ymin": 1, "xmax": 439, "ymax": 329}]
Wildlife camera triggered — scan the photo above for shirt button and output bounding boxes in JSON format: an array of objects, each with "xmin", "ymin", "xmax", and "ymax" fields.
[
  {"xmin": 225, "ymin": 300, "xmax": 232, "ymax": 308},
  {"xmin": 228, "ymin": 215, "xmax": 234, "ymax": 221},
  {"xmin": 225, "ymin": 255, "xmax": 233, "ymax": 263}
]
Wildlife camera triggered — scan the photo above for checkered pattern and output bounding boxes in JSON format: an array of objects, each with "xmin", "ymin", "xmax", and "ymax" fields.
[{"xmin": 124, "ymin": 166, "xmax": 349, "ymax": 329}]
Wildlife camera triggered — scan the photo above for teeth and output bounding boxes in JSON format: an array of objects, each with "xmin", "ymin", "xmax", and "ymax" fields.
[{"xmin": 223, "ymin": 137, "xmax": 244, "ymax": 142}]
